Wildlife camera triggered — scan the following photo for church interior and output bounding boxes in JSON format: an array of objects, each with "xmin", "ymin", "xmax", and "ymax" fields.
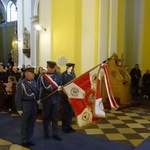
[{"xmin": 0, "ymin": 0, "xmax": 150, "ymax": 149}]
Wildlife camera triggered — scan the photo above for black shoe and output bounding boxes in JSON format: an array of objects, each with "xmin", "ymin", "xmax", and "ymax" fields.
[
  {"xmin": 68, "ymin": 127, "xmax": 76, "ymax": 132},
  {"xmin": 22, "ymin": 142, "xmax": 30, "ymax": 148},
  {"xmin": 62, "ymin": 128, "xmax": 70, "ymax": 133},
  {"xmin": 53, "ymin": 135, "xmax": 62, "ymax": 141},
  {"xmin": 44, "ymin": 134, "xmax": 50, "ymax": 139},
  {"xmin": 27, "ymin": 141, "xmax": 35, "ymax": 146}
]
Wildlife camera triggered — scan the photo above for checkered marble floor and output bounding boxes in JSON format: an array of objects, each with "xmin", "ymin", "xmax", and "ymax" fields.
[
  {"xmin": 82, "ymin": 107, "xmax": 150, "ymax": 147},
  {"xmin": 70, "ymin": 99, "xmax": 150, "ymax": 147},
  {"xmin": 0, "ymin": 99, "xmax": 150, "ymax": 149}
]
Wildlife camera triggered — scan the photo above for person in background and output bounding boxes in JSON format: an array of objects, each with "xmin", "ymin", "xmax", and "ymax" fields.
[
  {"xmin": 142, "ymin": 69, "xmax": 150, "ymax": 98},
  {"xmin": 61, "ymin": 63, "xmax": 76, "ymax": 133},
  {"xmin": 37, "ymin": 67, "xmax": 44, "ymax": 74},
  {"xmin": 6, "ymin": 63, "xmax": 13, "ymax": 75},
  {"xmin": 15, "ymin": 67, "xmax": 39, "ymax": 148},
  {"xmin": 0, "ymin": 65, "xmax": 8, "ymax": 83},
  {"xmin": 37, "ymin": 61, "xmax": 62, "ymax": 141},
  {"xmin": 11, "ymin": 66, "xmax": 21, "ymax": 82},
  {"xmin": 0, "ymin": 62, "xmax": 4, "ymax": 66},
  {"xmin": 130, "ymin": 64, "xmax": 141, "ymax": 95},
  {"xmin": 21, "ymin": 64, "xmax": 26, "ymax": 72},
  {"xmin": 55, "ymin": 65, "xmax": 61, "ymax": 74},
  {"xmin": 3, "ymin": 76, "xmax": 17, "ymax": 111},
  {"xmin": 8, "ymin": 53, "xmax": 14, "ymax": 67},
  {"xmin": 35, "ymin": 66, "xmax": 44, "ymax": 81}
]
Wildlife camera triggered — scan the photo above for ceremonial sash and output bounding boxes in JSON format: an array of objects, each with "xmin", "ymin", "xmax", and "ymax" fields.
[
  {"xmin": 43, "ymin": 74, "xmax": 58, "ymax": 89},
  {"xmin": 101, "ymin": 63, "xmax": 119, "ymax": 109}
]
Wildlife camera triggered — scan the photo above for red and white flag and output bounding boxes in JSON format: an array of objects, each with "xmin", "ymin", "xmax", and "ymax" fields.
[
  {"xmin": 63, "ymin": 63, "xmax": 119, "ymax": 127},
  {"xmin": 63, "ymin": 65, "xmax": 105, "ymax": 127}
]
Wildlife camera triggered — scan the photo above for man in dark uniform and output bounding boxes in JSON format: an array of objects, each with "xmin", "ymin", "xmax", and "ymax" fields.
[
  {"xmin": 38, "ymin": 61, "xmax": 62, "ymax": 141},
  {"xmin": 62, "ymin": 63, "xmax": 76, "ymax": 133},
  {"xmin": 15, "ymin": 67, "xmax": 39, "ymax": 148}
]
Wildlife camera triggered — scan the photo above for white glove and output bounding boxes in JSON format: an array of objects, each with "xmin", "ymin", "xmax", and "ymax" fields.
[
  {"xmin": 17, "ymin": 110, "xmax": 23, "ymax": 115},
  {"xmin": 57, "ymin": 86, "xmax": 62, "ymax": 91},
  {"xmin": 37, "ymin": 99, "xmax": 41, "ymax": 104},
  {"xmin": 67, "ymin": 66, "xmax": 73, "ymax": 74}
]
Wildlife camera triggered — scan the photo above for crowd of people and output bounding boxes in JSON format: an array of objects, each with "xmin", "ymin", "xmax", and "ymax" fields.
[
  {"xmin": 0, "ymin": 60, "xmax": 150, "ymax": 148},
  {"xmin": 130, "ymin": 64, "xmax": 150, "ymax": 97},
  {"xmin": 0, "ymin": 60, "xmax": 76, "ymax": 147}
]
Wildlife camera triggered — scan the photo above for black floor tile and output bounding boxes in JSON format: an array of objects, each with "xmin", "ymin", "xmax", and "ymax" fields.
[
  {"xmin": 133, "ymin": 128, "xmax": 150, "ymax": 133},
  {"xmin": 101, "ymin": 128, "xmax": 120, "ymax": 133},
  {"xmin": 112, "ymin": 124, "xmax": 129, "ymax": 128},
  {"xmin": 123, "ymin": 133, "xmax": 144, "ymax": 139}
]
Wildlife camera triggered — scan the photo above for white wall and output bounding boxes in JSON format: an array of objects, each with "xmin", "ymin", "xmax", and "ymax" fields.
[
  {"xmin": 17, "ymin": 0, "xmax": 34, "ymax": 68},
  {"xmin": 17, "ymin": 0, "xmax": 52, "ymax": 69},
  {"xmin": 98, "ymin": 0, "xmax": 118, "ymax": 64},
  {"xmin": 17, "ymin": 0, "xmax": 24, "ymax": 68},
  {"xmin": 39, "ymin": 0, "xmax": 52, "ymax": 68}
]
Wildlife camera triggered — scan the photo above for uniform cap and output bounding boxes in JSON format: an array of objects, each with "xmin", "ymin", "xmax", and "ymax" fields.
[
  {"xmin": 66, "ymin": 63, "xmax": 75, "ymax": 68},
  {"xmin": 23, "ymin": 67, "xmax": 35, "ymax": 73},
  {"xmin": 47, "ymin": 61, "xmax": 57, "ymax": 68}
]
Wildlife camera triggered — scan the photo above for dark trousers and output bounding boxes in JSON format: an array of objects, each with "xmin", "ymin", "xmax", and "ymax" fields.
[
  {"xmin": 21, "ymin": 113, "xmax": 36, "ymax": 143},
  {"xmin": 62, "ymin": 98, "xmax": 74, "ymax": 129},
  {"xmin": 131, "ymin": 80, "xmax": 139, "ymax": 95},
  {"xmin": 142, "ymin": 85, "xmax": 150, "ymax": 96},
  {"xmin": 6, "ymin": 94, "xmax": 13, "ymax": 110},
  {"xmin": 42, "ymin": 100, "xmax": 60, "ymax": 136}
]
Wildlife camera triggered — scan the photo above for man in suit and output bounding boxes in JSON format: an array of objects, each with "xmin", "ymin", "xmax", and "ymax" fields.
[{"xmin": 130, "ymin": 64, "xmax": 141, "ymax": 95}]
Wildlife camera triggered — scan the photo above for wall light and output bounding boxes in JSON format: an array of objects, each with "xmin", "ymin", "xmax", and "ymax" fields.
[
  {"xmin": 35, "ymin": 24, "xmax": 46, "ymax": 31},
  {"xmin": 31, "ymin": 16, "xmax": 47, "ymax": 31}
]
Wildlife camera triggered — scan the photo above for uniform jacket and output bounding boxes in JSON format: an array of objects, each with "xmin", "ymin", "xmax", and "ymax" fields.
[
  {"xmin": 61, "ymin": 70, "xmax": 76, "ymax": 85},
  {"xmin": 15, "ymin": 78, "xmax": 39, "ymax": 112},
  {"xmin": 38, "ymin": 72, "xmax": 62, "ymax": 104}
]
